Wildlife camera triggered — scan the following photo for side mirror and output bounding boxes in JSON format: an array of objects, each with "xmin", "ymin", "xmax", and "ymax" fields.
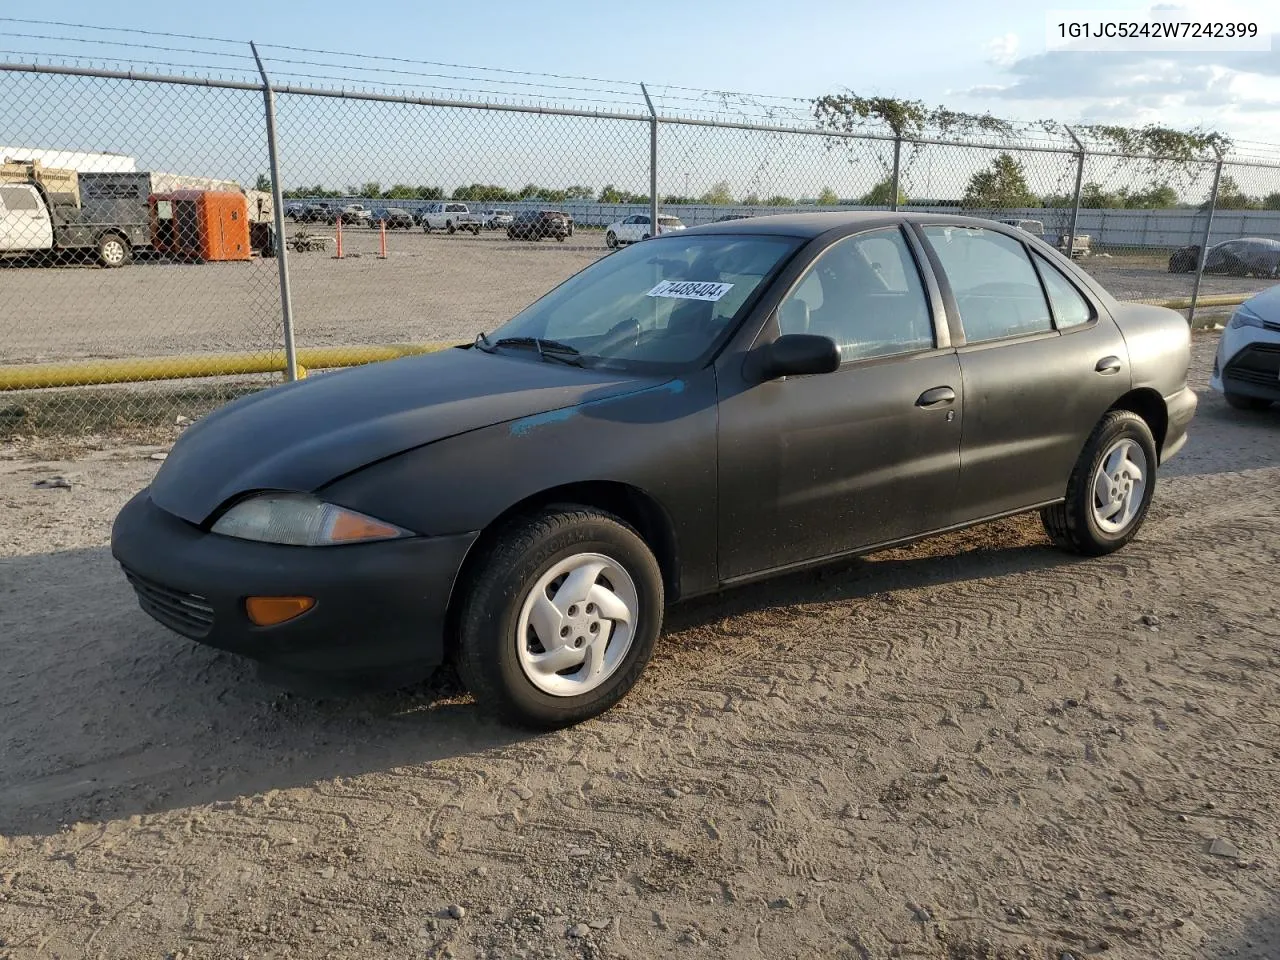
[{"xmin": 759, "ymin": 334, "xmax": 840, "ymax": 380}]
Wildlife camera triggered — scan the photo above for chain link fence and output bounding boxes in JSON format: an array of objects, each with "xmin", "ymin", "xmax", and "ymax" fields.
[{"xmin": 2, "ymin": 56, "xmax": 1280, "ymax": 438}]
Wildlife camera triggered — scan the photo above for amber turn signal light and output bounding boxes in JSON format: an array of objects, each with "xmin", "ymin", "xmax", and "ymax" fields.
[{"xmin": 246, "ymin": 596, "xmax": 315, "ymax": 626}]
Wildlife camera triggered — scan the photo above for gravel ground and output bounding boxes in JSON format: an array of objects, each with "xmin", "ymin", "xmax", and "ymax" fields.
[
  {"xmin": 2, "ymin": 230, "xmax": 1276, "ymax": 366},
  {"xmin": 1, "ymin": 336, "xmax": 1279, "ymax": 960}
]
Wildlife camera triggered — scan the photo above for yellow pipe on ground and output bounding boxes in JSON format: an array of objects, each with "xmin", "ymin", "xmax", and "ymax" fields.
[
  {"xmin": 0, "ymin": 291, "xmax": 1257, "ymax": 393},
  {"xmin": 0, "ymin": 343, "xmax": 451, "ymax": 391}
]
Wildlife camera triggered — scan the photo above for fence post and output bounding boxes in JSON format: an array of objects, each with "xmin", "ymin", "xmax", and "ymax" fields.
[
  {"xmin": 890, "ymin": 135, "xmax": 902, "ymax": 212},
  {"xmin": 641, "ymin": 83, "xmax": 658, "ymax": 237},
  {"xmin": 249, "ymin": 42, "xmax": 299, "ymax": 383},
  {"xmin": 1064, "ymin": 126, "xmax": 1085, "ymax": 259},
  {"xmin": 1188, "ymin": 148, "xmax": 1225, "ymax": 328}
]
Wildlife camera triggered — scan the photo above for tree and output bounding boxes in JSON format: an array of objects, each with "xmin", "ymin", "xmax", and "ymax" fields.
[
  {"xmin": 1213, "ymin": 176, "xmax": 1260, "ymax": 210},
  {"xmin": 1080, "ymin": 181, "xmax": 1121, "ymax": 208},
  {"xmin": 962, "ymin": 153, "xmax": 1034, "ymax": 209},
  {"xmin": 700, "ymin": 180, "xmax": 733, "ymax": 205},
  {"xmin": 1264, "ymin": 192, "xmax": 1280, "ymax": 210},
  {"xmin": 858, "ymin": 177, "xmax": 907, "ymax": 207},
  {"xmin": 764, "ymin": 194, "xmax": 795, "ymax": 206},
  {"xmin": 359, "ymin": 182, "xmax": 382, "ymax": 199},
  {"xmin": 254, "ymin": 173, "xmax": 271, "ymax": 192},
  {"xmin": 564, "ymin": 185, "xmax": 594, "ymax": 201},
  {"xmin": 741, "ymin": 193, "xmax": 761, "ymax": 206},
  {"xmin": 816, "ymin": 186, "xmax": 839, "ymax": 205},
  {"xmin": 1126, "ymin": 183, "xmax": 1178, "ymax": 208}
]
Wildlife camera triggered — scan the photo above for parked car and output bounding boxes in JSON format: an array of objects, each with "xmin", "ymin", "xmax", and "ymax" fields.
[
  {"xmin": 1169, "ymin": 237, "xmax": 1280, "ymax": 277},
  {"xmin": 284, "ymin": 202, "xmax": 307, "ymax": 221},
  {"xmin": 112, "ymin": 212, "xmax": 1196, "ymax": 728},
  {"xmin": 329, "ymin": 203, "xmax": 372, "ymax": 227},
  {"xmin": 422, "ymin": 201, "xmax": 481, "ymax": 234},
  {"xmin": 369, "ymin": 207, "xmax": 416, "ymax": 229},
  {"xmin": 507, "ymin": 209, "xmax": 572, "ymax": 241},
  {"xmin": 479, "ymin": 208, "xmax": 515, "ymax": 230},
  {"xmin": 298, "ymin": 203, "xmax": 330, "ymax": 223},
  {"xmin": 996, "ymin": 218, "xmax": 1045, "ymax": 237},
  {"xmin": 1211, "ymin": 285, "xmax": 1280, "ymax": 410},
  {"xmin": 605, "ymin": 213, "xmax": 686, "ymax": 248}
]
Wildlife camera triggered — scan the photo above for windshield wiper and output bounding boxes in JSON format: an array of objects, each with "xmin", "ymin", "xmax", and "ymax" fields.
[
  {"xmin": 493, "ymin": 336, "xmax": 584, "ymax": 365},
  {"xmin": 473, "ymin": 331, "xmax": 496, "ymax": 353}
]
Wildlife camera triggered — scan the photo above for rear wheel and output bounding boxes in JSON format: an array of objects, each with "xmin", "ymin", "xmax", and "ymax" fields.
[
  {"xmin": 1225, "ymin": 390, "xmax": 1273, "ymax": 411},
  {"xmin": 455, "ymin": 506, "xmax": 664, "ymax": 728},
  {"xmin": 1041, "ymin": 410, "xmax": 1158, "ymax": 556},
  {"xmin": 97, "ymin": 233, "xmax": 131, "ymax": 268}
]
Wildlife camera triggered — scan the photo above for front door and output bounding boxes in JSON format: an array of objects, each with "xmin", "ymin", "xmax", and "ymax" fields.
[
  {"xmin": 717, "ymin": 225, "xmax": 964, "ymax": 581},
  {"xmin": 0, "ymin": 185, "xmax": 53, "ymax": 252}
]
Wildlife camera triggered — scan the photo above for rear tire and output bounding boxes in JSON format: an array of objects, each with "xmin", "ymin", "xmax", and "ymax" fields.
[
  {"xmin": 1225, "ymin": 390, "xmax": 1273, "ymax": 411},
  {"xmin": 455, "ymin": 506, "xmax": 664, "ymax": 729},
  {"xmin": 97, "ymin": 233, "xmax": 131, "ymax": 268},
  {"xmin": 1041, "ymin": 410, "xmax": 1158, "ymax": 556}
]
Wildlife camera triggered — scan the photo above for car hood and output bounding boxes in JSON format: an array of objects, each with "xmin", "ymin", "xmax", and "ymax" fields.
[
  {"xmin": 1242, "ymin": 283, "xmax": 1280, "ymax": 320},
  {"xmin": 148, "ymin": 347, "xmax": 659, "ymax": 525}
]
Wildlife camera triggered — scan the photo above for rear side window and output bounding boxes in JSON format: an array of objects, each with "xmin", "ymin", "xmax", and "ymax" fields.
[
  {"xmin": 1032, "ymin": 252, "xmax": 1093, "ymax": 329},
  {"xmin": 0, "ymin": 186, "xmax": 39, "ymax": 211},
  {"xmin": 923, "ymin": 225, "xmax": 1051, "ymax": 343}
]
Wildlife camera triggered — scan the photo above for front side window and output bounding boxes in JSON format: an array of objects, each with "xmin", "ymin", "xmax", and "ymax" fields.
[
  {"xmin": 1032, "ymin": 252, "xmax": 1093, "ymax": 329},
  {"xmin": 778, "ymin": 227, "xmax": 934, "ymax": 362},
  {"xmin": 489, "ymin": 233, "xmax": 801, "ymax": 372},
  {"xmin": 923, "ymin": 225, "xmax": 1051, "ymax": 343}
]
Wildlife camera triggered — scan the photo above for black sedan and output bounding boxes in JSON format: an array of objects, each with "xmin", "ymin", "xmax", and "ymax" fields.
[
  {"xmin": 507, "ymin": 210, "xmax": 571, "ymax": 241},
  {"xmin": 1169, "ymin": 237, "xmax": 1280, "ymax": 277},
  {"xmin": 113, "ymin": 213, "xmax": 1196, "ymax": 728}
]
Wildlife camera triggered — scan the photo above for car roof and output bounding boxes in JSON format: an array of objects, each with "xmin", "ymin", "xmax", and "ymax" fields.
[{"xmin": 680, "ymin": 210, "xmax": 1026, "ymax": 239}]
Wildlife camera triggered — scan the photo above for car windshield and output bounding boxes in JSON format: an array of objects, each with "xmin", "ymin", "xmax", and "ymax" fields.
[{"xmin": 486, "ymin": 234, "xmax": 801, "ymax": 372}]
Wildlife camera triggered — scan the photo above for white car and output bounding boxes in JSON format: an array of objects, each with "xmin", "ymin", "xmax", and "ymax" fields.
[
  {"xmin": 1211, "ymin": 284, "xmax": 1280, "ymax": 411},
  {"xmin": 479, "ymin": 208, "xmax": 514, "ymax": 230},
  {"xmin": 605, "ymin": 213, "xmax": 686, "ymax": 249},
  {"xmin": 421, "ymin": 201, "xmax": 481, "ymax": 234}
]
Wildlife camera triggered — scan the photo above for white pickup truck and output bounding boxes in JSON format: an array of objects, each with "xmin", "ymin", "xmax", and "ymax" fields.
[
  {"xmin": 421, "ymin": 201, "xmax": 481, "ymax": 235},
  {"xmin": 0, "ymin": 163, "xmax": 150, "ymax": 267}
]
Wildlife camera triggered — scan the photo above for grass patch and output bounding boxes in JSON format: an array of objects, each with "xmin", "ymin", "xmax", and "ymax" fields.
[{"xmin": 0, "ymin": 382, "xmax": 264, "ymax": 441}]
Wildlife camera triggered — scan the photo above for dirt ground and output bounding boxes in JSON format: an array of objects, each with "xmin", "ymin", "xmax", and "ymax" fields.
[
  {"xmin": 1, "ymin": 334, "xmax": 1279, "ymax": 960},
  {"xmin": 2, "ymin": 229, "xmax": 1276, "ymax": 366}
]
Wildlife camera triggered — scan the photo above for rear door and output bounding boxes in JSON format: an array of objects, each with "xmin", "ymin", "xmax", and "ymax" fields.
[
  {"xmin": 916, "ymin": 223, "xmax": 1129, "ymax": 521},
  {"xmin": 0, "ymin": 185, "xmax": 53, "ymax": 252}
]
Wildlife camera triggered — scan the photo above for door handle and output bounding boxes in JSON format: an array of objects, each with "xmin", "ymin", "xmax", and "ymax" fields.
[
  {"xmin": 1095, "ymin": 356, "xmax": 1122, "ymax": 375},
  {"xmin": 915, "ymin": 386, "xmax": 956, "ymax": 408}
]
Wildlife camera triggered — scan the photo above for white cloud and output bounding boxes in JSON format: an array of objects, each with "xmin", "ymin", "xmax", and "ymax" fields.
[{"xmin": 985, "ymin": 33, "xmax": 1020, "ymax": 68}]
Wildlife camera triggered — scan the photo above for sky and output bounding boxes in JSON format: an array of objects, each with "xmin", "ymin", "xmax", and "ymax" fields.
[
  {"xmin": 16, "ymin": 0, "xmax": 1277, "ymax": 137},
  {"xmin": 3, "ymin": 1, "xmax": 1279, "ymax": 199}
]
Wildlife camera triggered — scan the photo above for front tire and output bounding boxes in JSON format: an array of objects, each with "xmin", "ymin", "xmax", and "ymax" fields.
[
  {"xmin": 1225, "ymin": 390, "xmax": 1272, "ymax": 411},
  {"xmin": 446, "ymin": 220, "xmax": 456, "ymax": 234},
  {"xmin": 606, "ymin": 232, "xmax": 618, "ymax": 249},
  {"xmin": 455, "ymin": 506, "xmax": 664, "ymax": 729},
  {"xmin": 1041, "ymin": 410, "xmax": 1158, "ymax": 556}
]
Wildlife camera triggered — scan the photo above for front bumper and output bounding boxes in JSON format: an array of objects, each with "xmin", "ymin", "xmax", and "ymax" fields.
[
  {"xmin": 110, "ymin": 490, "xmax": 478, "ymax": 680},
  {"xmin": 1211, "ymin": 323, "xmax": 1280, "ymax": 400}
]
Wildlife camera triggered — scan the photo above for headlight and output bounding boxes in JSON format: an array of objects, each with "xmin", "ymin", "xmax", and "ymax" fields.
[
  {"xmin": 211, "ymin": 493, "xmax": 409, "ymax": 546},
  {"xmin": 1229, "ymin": 308, "xmax": 1264, "ymax": 330}
]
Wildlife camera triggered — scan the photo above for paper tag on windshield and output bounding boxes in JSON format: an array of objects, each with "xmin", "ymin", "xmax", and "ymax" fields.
[{"xmin": 646, "ymin": 280, "xmax": 734, "ymax": 302}]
